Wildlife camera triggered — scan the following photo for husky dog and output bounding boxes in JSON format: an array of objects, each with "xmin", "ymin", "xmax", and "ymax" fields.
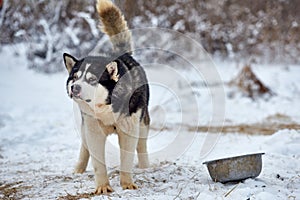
[{"xmin": 63, "ymin": 0, "xmax": 150, "ymax": 194}]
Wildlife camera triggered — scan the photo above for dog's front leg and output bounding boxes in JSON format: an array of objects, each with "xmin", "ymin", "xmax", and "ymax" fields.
[
  {"xmin": 117, "ymin": 125, "xmax": 139, "ymax": 190},
  {"xmin": 84, "ymin": 115, "xmax": 113, "ymax": 194}
]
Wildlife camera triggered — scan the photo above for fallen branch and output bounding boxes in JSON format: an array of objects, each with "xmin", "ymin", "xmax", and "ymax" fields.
[{"xmin": 224, "ymin": 183, "xmax": 239, "ymax": 197}]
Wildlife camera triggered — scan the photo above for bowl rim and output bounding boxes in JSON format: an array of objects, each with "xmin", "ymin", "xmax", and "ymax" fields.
[{"xmin": 202, "ymin": 152, "xmax": 265, "ymax": 165}]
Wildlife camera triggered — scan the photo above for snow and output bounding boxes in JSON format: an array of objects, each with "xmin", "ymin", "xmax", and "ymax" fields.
[{"xmin": 0, "ymin": 44, "xmax": 299, "ymax": 199}]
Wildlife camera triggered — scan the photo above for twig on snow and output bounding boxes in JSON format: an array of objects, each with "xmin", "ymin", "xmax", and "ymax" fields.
[
  {"xmin": 224, "ymin": 183, "xmax": 239, "ymax": 197},
  {"xmin": 173, "ymin": 188, "xmax": 183, "ymax": 200}
]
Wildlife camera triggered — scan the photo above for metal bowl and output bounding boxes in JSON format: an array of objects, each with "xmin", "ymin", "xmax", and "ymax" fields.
[{"xmin": 203, "ymin": 153, "xmax": 264, "ymax": 183}]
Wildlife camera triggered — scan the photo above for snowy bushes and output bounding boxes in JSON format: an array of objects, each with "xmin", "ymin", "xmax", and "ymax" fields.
[
  {"xmin": 121, "ymin": 0, "xmax": 300, "ymax": 64},
  {"xmin": 0, "ymin": 0, "xmax": 299, "ymax": 72},
  {"xmin": 0, "ymin": 0, "xmax": 102, "ymax": 72}
]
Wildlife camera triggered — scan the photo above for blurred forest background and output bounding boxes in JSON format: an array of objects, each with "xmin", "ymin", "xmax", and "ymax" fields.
[{"xmin": 0, "ymin": 0, "xmax": 299, "ymax": 73}]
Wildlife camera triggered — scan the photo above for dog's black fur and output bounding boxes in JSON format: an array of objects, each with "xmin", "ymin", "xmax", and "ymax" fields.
[{"xmin": 65, "ymin": 53, "xmax": 150, "ymax": 124}]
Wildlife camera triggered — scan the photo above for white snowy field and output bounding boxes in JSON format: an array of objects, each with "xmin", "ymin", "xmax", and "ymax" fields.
[{"xmin": 0, "ymin": 44, "xmax": 299, "ymax": 200}]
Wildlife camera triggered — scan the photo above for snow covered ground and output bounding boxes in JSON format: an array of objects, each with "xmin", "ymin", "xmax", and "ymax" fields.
[{"xmin": 0, "ymin": 44, "xmax": 299, "ymax": 199}]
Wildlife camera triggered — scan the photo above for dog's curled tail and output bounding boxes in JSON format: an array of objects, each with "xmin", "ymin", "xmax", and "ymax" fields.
[{"xmin": 96, "ymin": 0, "xmax": 132, "ymax": 54}]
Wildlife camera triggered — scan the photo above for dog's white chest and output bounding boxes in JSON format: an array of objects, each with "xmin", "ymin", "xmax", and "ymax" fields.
[{"xmin": 94, "ymin": 104, "xmax": 116, "ymax": 125}]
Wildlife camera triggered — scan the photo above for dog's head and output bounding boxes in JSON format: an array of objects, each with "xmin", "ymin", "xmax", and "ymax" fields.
[{"xmin": 63, "ymin": 53, "xmax": 120, "ymax": 106}]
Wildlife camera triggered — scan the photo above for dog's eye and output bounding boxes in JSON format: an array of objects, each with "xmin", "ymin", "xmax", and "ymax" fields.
[
  {"xmin": 88, "ymin": 77, "xmax": 97, "ymax": 84},
  {"xmin": 73, "ymin": 74, "xmax": 78, "ymax": 80}
]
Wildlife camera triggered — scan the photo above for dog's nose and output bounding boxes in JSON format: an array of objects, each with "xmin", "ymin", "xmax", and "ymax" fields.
[{"xmin": 71, "ymin": 84, "xmax": 81, "ymax": 96}]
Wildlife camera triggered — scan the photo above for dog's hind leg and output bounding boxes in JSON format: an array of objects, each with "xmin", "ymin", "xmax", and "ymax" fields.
[
  {"xmin": 74, "ymin": 143, "xmax": 90, "ymax": 173},
  {"xmin": 74, "ymin": 121, "xmax": 90, "ymax": 174},
  {"xmin": 136, "ymin": 123, "xmax": 150, "ymax": 168},
  {"xmin": 117, "ymin": 122, "xmax": 139, "ymax": 190}
]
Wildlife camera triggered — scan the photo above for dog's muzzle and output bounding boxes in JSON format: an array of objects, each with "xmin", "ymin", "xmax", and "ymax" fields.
[{"xmin": 71, "ymin": 84, "xmax": 81, "ymax": 98}]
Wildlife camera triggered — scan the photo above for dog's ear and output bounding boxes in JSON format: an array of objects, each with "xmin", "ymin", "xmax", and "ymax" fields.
[
  {"xmin": 106, "ymin": 62, "xmax": 119, "ymax": 82},
  {"xmin": 63, "ymin": 53, "xmax": 78, "ymax": 73}
]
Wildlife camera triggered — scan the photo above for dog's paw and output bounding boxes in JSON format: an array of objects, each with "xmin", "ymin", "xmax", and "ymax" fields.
[
  {"xmin": 74, "ymin": 161, "xmax": 88, "ymax": 174},
  {"xmin": 121, "ymin": 182, "xmax": 138, "ymax": 190},
  {"xmin": 73, "ymin": 168, "xmax": 86, "ymax": 174},
  {"xmin": 94, "ymin": 184, "xmax": 114, "ymax": 195}
]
